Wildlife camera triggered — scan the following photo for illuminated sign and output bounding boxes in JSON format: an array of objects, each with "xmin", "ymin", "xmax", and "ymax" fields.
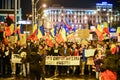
[
  {"xmin": 109, "ymin": 28, "xmax": 116, "ymax": 33},
  {"xmin": 96, "ymin": 2, "xmax": 113, "ymax": 6},
  {"xmin": 18, "ymin": 20, "xmax": 31, "ymax": 24}
]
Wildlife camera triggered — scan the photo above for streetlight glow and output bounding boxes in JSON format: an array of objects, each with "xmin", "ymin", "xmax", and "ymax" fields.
[{"xmin": 42, "ymin": 4, "xmax": 47, "ymax": 8}]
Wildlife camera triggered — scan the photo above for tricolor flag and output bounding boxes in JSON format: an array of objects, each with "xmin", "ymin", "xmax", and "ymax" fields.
[
  {"xmin": 29, "ymin": 24, "xmax": 38, "ymax": 41},
  {"xmin": 117, "ymin": 27, "xmax": 120, "ymax": 36},
  {"xmin": 40, "ymin": 25, "xmax": 45, "ymax": 36},
  {"xmin": 63, "ymin": 19, "xmax": 72, "ymax": 30},
  {"xmin": 33, "ymin": 24, "xmax": 37, "ymax": 33},
  {"xmin": 51, "ymin": 25, "xmax": 57, "ymax": 37},
  {"xmin": 59, "ymin": 28, "xmax": 67, "ymax": 42},
  {"xmin": 9, "ymin": 24, "xmax": 14, "ymax": 35},
  {"xmin": 37, "ymin": 25, "xmax": 43, "ymax": 39},
  {"xmin": 110, "ymin": 44, "xmax": 117, "ymax": 54},
  {"xmin": 103, "ymin": 22, "xmax": 110, "ymax": 35},
  {"xmin": 95, "ymin": 24, "xmax": 104, "ymax": 41}
]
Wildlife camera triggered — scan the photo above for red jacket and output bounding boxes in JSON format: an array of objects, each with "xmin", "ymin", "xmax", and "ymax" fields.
[{"xmin": 100, "ymin": 69, "xmax": 117, "ymax": 80}]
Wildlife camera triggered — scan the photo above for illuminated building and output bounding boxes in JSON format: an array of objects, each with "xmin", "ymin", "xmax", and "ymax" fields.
[{"xmin": 43, "ymin": 2, "xmax": 120, "ymax": 28}]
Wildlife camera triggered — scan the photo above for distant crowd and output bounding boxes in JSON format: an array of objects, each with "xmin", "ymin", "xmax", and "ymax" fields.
[{"xmin": 0, "ymin": 39, "xmax": 120, "ymax": 80}]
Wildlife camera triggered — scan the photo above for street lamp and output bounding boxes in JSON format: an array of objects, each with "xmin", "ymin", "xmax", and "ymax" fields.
[{"xmin": 36, "ymin": 3, "xmax": 47, "ymax": 26}]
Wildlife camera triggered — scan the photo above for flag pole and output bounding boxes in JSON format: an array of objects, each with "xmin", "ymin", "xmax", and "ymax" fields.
[{"xmin": 32, "ymin": 0, "xmax": 35, "ymax": 31}]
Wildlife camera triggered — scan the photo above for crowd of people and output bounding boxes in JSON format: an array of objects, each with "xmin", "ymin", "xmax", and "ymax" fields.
[{"xmin": 0, "ymin": 39, "xmax": 120, "ymax": 80}]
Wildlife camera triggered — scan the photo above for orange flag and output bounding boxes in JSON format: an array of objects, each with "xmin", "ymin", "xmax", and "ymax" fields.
[
  {"xmin": 103, "ymin": 22, "xmax": 110, "ymax": 35},
  {"xmin": 56, "ymin": 34, "xmax": 64, "ymax": 44},
  {"xmin": 95, "ymin": 24, "xmax": 104, "ymax": 41},
  {"xmin": 5, "ymin": 27, "xmax": 11, "ymax": 36},
  {"xmin": 110, "ymin": 44, "xmax": 117, "ymax": 54}
]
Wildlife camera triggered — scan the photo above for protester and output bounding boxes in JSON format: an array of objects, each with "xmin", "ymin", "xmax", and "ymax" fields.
[
  {"xmin": 26, "ymin": 47, "xmax": 42, "ymax": 80},
  {"xmin": 20, "ymin": 44, "xmax": 30, "ymax": 77},
  {"xmin": 59, "ymin": 42, "xmax": 71, "ymax": 75},
  {"xmin": 100, "ymin": 50, "xmax": 118, "ymax": 80},
  {"xmin": 4, "ymin": 45, "xmax": 12, "ymax": 76},
  {"xmin": 86, "ymin": 45, "xmax": 94, "ymax": 75},
  {"xmin": 0, "ymin": 44, "xmax": 6, "ymax": 77},
  {"xmin": 93, "ymin": 49, "xmax": 104, "ymax": 79},
  {"xmin": 79, "ymin": 43, "xmax": 87, "ymax": 75},
  {"xmin": 38, "ymin": 44, "xmax": 46, "ymax": 80},
  {"xmin": 70, "ymin": 43, "xmax": 79, "ymax": 75}
]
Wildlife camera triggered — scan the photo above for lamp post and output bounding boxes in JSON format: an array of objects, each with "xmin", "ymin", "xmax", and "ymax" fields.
[
  {"xmin": 34, "ymin": 0, "xmax": 39, "ymax": 24},
  {"xmin": 31, "ymin": 0, "xmax": 34, "ymax": 29},
  {"xmin": 36, "ymin": 4, "xmax": 47, "ymax": 26},
  {"xmin": 14, "ymin": 0, "xmax": 17, "ymax": 29},
  {"xmin": 32, "ymin": 0, "xmax": 46, "ymax": 27}
]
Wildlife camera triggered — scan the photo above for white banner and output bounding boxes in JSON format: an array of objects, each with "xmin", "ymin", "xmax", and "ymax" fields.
[
  {"xmin": 11, "ymin": 54, "xmax": 21, "ymax": 63},
  {"xmin": 45, "ymin": 56, "xmax": 81, "ymax": 66},
  {"xmin": 85, "ymin": 49, "xmax": 95, "ymax": 57}
]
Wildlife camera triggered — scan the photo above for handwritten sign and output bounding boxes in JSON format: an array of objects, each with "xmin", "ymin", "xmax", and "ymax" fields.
[{"xmin": 11, "ymin": 54, "xmax": 21, "ymax": 63}]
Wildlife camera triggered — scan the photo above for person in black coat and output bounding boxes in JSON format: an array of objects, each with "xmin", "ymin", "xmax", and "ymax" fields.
[
  {"xmin": 4, "ymin": 46, "xmax": 12, "ymax": 76},
  {"xmin": 0, "ymin": 45, "xmax": 6, "ymax": 77},
  {"xmin": 26, "ymin": 47, "xmax": 42, "ymax": 80}
]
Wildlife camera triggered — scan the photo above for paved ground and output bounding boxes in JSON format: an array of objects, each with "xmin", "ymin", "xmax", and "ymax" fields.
[{"xmin": 0, "ymin": 74, "xmax": 96, "ymax": 80}]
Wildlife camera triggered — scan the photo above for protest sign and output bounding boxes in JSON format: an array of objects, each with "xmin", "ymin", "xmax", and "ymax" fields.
[
  {"xmin": 85, "ymin": 49, "xmax": 95, "ymax": 57},
  {"xmin": 20, "ymin": 34, "xmax": 26, "ymax": 45},
  {"xmin": 11, "ymin": 54, "xmax": 21, "ymax": 63},
  {"xmin": 46, "ymin": 56, "xmax": 81, "ymax": 66}
]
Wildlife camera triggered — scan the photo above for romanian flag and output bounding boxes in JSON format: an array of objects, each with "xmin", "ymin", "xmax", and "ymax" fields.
[
  {"xmin": 37, "ymin": 27, "xmax": 42, "ymax": 39},
  {"xmin": 110, "ymin": 44, "xmax": 117, "ymax": 54},
  {"xmin": 95, "ymin": 24, "xmax": 104, "ymax": 41},
  {"xmin": 29, "ymin": 24, "xmax": 38, "ymax": 41},
  {"xmin": 59, "ymin": 28, "xmax": 67, "ymax": 42},
  {"xmin": 63, "ymin": 19, "xmax": 72, "ymax": 30},
  {"xmin": 40, "ymin": 25, "xmax": 45, "ymax": 36},
  {"xmin": 14, "ymin": 24, "xmax": 24, "ymax": 34},
  {"xmin": 20, "ymin": 24, "xmax": 24, "ymax": 34},
  {"xmin": 9, "ymin": 24, "xmax": 14, "ymax": 35},
  {"xmin": 117, "ymin": 27, "xmax": 120, "ymax": 36},
  {"xmin": 33, "ymin": 24, "xmax": 37, "ymax": 33},
  {"xmin": 51, "ymin": 25, "xmax": 57, "ymax": 37},
  {"xmin": 103, "ymin": 22, "xmax": 110, "ymax": 35},
  {"xmin": 50, "ymin": 28, "xmax": 55, "ymax": 37},
  {"xmin": 44, "ymin": 32, "xmax": 54, "ymax": 47}
]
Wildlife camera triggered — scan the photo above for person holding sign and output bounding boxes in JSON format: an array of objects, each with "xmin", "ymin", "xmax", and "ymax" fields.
[
  {"xmin": 51, "ymin": 43, "xmax": 60, "ymax": 75},
  {"xmin": 70, "ymin": 43, "xmax": 79, "ymax": 75},
  {"xmin": 59, "ymin": 43, "xmax": 71, "ymax": 75}
]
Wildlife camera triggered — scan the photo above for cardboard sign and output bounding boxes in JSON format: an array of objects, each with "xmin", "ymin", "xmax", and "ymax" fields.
[
  {"xmin": 85, "ymin": 49, "xmax": 95, "ymax": 57},
  {"xmin": 11, "ymin": 54, "xmax": 21, "ymax": 63},
  {"xmin": 20, "ymin": 34, "xmax": 26, "ymax": 45},
  {"xmin": 77, "ymin": 29, "xmax": 90, "ymax": 39},
  {"xmin": 9, "ymin": 36, "xmax": 17, "ymax": 44}
]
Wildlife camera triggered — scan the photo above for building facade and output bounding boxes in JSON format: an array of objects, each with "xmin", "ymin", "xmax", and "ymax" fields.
[
  {"xmin": 0, "ymin": 0, "xmax": 21, "ymax": 22},
  {"xmin": 43, "ymin": 2, "xmax": 120, "ymax": 28}
]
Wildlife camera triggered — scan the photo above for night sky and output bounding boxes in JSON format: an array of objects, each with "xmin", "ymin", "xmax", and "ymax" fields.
[{"xmin": 21, "ymin": 0, "xmax": 117, "ymax": 19}]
